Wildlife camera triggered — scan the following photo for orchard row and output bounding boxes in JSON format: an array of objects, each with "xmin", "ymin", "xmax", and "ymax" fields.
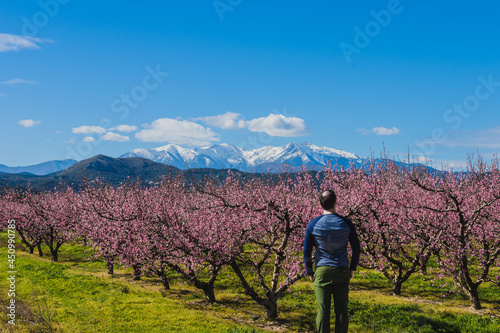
[{"xmin": 1, "ymin": 158, "xmax": 500, "ymax": 317}]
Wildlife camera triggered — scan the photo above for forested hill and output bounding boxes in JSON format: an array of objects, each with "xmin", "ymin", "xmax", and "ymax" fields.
[{"xmin": 0, "ymin": 154, "xmax": 279, "ymax": 191}]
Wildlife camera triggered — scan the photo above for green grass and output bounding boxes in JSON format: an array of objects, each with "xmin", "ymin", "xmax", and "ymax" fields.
[
  {"xmin": 0, "ymin": 236, "xmax": 268, "ymax": 332},
  {"xmin": 1, "ymin": 234, "xmax": 499, "ymax": 332},
  {"xmin": 348, "ymin": 301, "xmax": 500, "ymax": 333}
]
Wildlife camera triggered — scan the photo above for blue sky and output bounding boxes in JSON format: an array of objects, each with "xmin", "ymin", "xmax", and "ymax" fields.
[{"xmin": 1, "ymin": 1, "xmax": 500, "ymax": 168}]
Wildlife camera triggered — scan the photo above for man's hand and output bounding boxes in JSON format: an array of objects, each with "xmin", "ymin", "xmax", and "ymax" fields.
[
  {"xmin": 350, "ymin": 270, "xmax": 355, "ymax": 279},
  {"xmin": 308, "ymin": 275, "xmax": 314, "ymax": 282}
]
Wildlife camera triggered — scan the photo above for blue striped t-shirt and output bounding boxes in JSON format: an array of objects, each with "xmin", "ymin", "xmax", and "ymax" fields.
[{"xmin": 303, "ymin": 213, "xmax": 360, "ymax": 276}]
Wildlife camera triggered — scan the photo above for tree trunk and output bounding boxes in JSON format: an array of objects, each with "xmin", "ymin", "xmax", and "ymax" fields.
[
  {"xmin": 37, "ymin": 244, "xmax": 43, "ymax": 257},
  {"xmin": 51, "ymin": 249, "xmax": 58, "ymax": 262},
  {"xmin": 49, "ymin": 243, "xmax": 63, "ymax": 262},
  {"xmin": 166, "ymin": 262, "xmax": 218, "ymax": 303},
  {"xmin": 106, "ymin": 260, "xmax": 114, "ymax": 275},
  {"xmin": 133, "ymin": 263, "xmax": 142, "ymax": 280},
  {"xmin": 419, "ymin": 250, "xmax": 432, "ymax": 275},
  {"xmin": 264, "ymin": 299, "xmax": 278, "ymax": 319},
  {"xmin": 29, "ymin": 245, "xmax": 35, "ymax": 254},
  {"xmin": 160, "ymin": 274, "xmax": 170, "ymax": 290},
  {"xmin": 202, "ymin": 284, "xmax": 216, "ymax": 303},
  {"xmin": 419, "ymin": 261, "xmax": 427, "ymax": 275},
  {"xmin": 191, "ymin": 278, "xmax": 216, "ymax": 303},
  {"xmin": 465, "ymin": 285, "xmax": 481, "ymax": 310},
  {"xmin": 392, "ymin": 279, "xmax": 402, "ymax": 296},
  {"xmin": 230, "ymin": 261, "xmax": 280, "ymax": 318}
]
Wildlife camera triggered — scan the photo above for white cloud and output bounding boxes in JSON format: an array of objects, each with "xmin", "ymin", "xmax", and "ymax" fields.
[
  {"xmin": 430, "ymin": 159, "xmax": 468, "ymax": 170},
  {"xmin": 356, "ymin": 128, "xmax": 371, "ymax": 135},
  {"xmin": 195, "ymin": 112, "xmax": 310, "ymax": 137},
  {"xmin": 72, "ymin": 126, "xmax": 106, "ymax": 134},
  {"xmin": 109, "ymin": 125, "xmax": 138, "ymax": 132},
  {"xmin": 19, "ymin": 119, "xmax": 41, "ymax": 127},
  {"xmin": 0, "ymin": 34, "xmax": 51, "ymax": 53},
  {"xmin": 413, "ymin": 155, "xmax": 433, "ymax": 164},
  {"xmin": 102, "ymin": 132, "xmax": 130, "ymax": 142},
  {"xmin": 83, "ymin": 136, "xmax": 95, "ymax": 142},
  {"xmin": 436, "ymin": 161, "xmax": 461, "ymax": 169},
  {"xmin": 64, "ymin": 138, "xmax": 76, "ymax": 144},
  {"xmin": 410, "ymin": 154, "xmax": 469, "ymax": 170},
  {"xmin": 0, "ymin": 93, "xmax": 6, "ymax": 98},
  {"xmin": 481, "ymin": 152, "xmax": 499, "ymax": 160},
  {"xmin": 443, "ymin": 126, "xmax": 500, "ymax": 149},
  {"xmin": 372, "ymin": 127, "xmax": 401, "ymax": 136},
  {"xmin": 194, "ymin": 112, "xmax": 247, "ymax": 130},
  {"xmin": 246, "ymin": 113, "xmax": 310, "ymax": 137},
  {"xmin": 135, "ymin": 118, "xmax": 220, "ymax": 146},
  {"xmin": 1, "ymin": 78, "xmax": 36, "ymax": 85}
]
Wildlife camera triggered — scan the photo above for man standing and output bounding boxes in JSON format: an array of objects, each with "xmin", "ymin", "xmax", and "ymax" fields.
[{"xmin": 303, "ymin": 189, "xmax": 360, "ymax": 333}]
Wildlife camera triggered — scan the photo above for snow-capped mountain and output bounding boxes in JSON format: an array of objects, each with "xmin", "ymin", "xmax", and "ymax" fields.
[{"xmin": 120, "ymin": 142, "xmax": 365, "ymax": 172}]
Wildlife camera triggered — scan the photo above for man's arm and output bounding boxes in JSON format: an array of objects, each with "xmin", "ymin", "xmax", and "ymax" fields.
[
  {"xmin": 303, "ymin": 221, "xmax": 316, "ymax": 278},
  {"xmin": 346, "ymin": 218, "xmax": 360, "ymax": 273}
]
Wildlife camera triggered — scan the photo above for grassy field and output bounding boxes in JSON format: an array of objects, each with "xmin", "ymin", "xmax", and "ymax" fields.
[{"xmin": 1, "ymin": 234, "xmax": 499, "ymax": 332}]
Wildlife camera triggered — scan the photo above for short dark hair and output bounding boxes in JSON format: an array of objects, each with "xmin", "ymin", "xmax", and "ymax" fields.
[{"xmin": 319, "ymin": 190, "xmax": 336, "ymax": 210}]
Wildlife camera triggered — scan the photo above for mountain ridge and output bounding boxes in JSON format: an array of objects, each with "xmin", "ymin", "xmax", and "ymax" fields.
[
  {"xmin": 0, "ymin": 155, "xmax": 182, "ymax": 190},
  {"xmin": 0, "ymin": 159, "xmax": 77, "ymax": 176},
  {"xmin": 120, "ymin": 142, "xmax": 363, "ymax": 172}
]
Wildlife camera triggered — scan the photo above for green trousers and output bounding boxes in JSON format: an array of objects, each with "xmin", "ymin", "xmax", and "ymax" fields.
[{"xmin": 313, "ymin": 266, "xmax": 350, "ymax": 333}]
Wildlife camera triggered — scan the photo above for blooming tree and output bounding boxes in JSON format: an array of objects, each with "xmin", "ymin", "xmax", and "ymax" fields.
[
  {"xmin": 23, "ymin": 185, "xmax": 79, "ymax": 261},
  {"xmin": 209, "ymin": 172, "xmax": 318, "ymax": 318},
  {"xmin": 409, "ymin": 157, "xmax": 500, "ymax": 309}
]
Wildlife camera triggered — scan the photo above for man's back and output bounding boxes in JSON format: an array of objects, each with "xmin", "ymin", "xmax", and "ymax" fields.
[{"xmin": 303, "ymin": 213, "xmax": 359, "ymax": 276}]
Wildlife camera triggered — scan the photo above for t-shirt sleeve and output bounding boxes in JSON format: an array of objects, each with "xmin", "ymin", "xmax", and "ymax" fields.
[{"xmin": 345, "ymin": 218, "xmax": 361, "ymax": 271}]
